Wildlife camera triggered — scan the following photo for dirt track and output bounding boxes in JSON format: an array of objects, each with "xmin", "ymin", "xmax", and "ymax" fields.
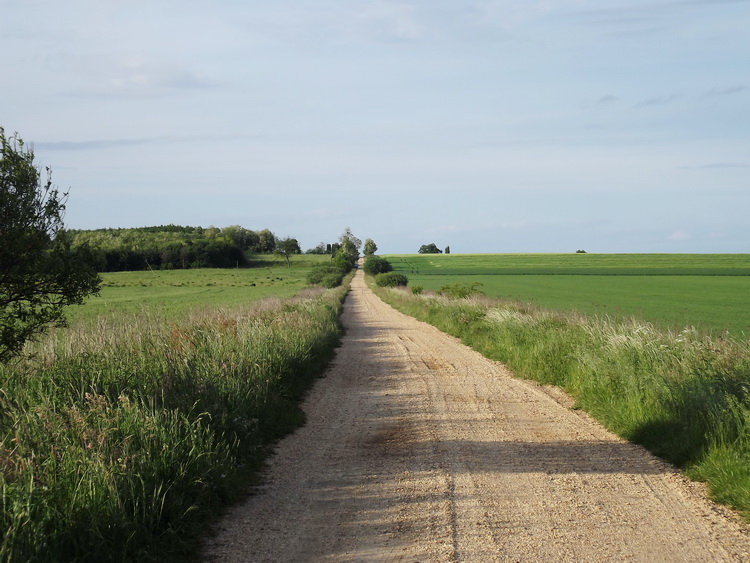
[{"xmin": 203, "ymin": 269, "xmax": 750, "ymax": 562}]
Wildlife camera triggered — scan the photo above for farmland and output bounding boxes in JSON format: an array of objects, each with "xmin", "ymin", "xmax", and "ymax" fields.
[
  {"xmin": 0, "ymin": 256, "xmax": 348, "ymax": 562},
  {"xmin": 386, "ymin": 254, "xmax": 750, "ymax": 337},
  {"xmin": 67, "ymin": 254, "xmax": 333, "ymax": 322}
]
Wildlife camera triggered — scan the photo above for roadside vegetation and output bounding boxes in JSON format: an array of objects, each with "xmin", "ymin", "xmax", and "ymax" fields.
[
  {"xmin": 2, "ymin": 129, "xmax": 361, "ymax": 561},
  {"xmin": 387, "ymin": 253, "xmax": 750, "ymax": 337},
  {"xmin": 371, "ymin": 279, "xmax": 750, "ymax": 521},
  {"xmin": 0, "ymin": 278, "xmax": 351, "ymax": 562}
]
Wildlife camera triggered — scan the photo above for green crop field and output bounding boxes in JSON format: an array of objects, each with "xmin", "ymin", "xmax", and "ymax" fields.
[
  {"xmin": 67, "ymin": 254, "xmax": 332, "ymax": 322},
  {"xmin": 386, "ymin": 254, "xmax": 750, "ymax": 337}
]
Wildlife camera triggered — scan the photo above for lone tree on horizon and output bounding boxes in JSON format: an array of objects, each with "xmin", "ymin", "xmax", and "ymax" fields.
[{"xmin": 418, "ymin": 243, "xmax": 442, "ymax": 254}]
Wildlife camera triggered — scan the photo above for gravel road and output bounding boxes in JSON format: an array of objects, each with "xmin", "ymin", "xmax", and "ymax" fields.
[{"xmin": 203, "ymin": 269, "xmax": 750, "ymax": 562}]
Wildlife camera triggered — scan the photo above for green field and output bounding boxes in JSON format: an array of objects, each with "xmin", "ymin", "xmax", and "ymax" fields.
[
  {"xmin": 68, "ymin": 254, "xmax": 332, "ymax": 322},
  {"xmin": 2, "ymin": 254, "xmax": 347, "ymax": 561},
  {"xmin": 386, "ymin": 254, "xmax": 750, "ymax": 337}
]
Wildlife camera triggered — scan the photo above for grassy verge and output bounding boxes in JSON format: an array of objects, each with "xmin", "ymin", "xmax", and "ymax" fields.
[
  {"xmin": 0, "ymin": 280, "xmax": 350, "ymax": 562},
  {"xmin": 386, "ymin": 254, "xmax": 750, "ymax": 336},
  {"xmin": 372, "ymin": 282, "xmax": 750, "ymax": 520}
]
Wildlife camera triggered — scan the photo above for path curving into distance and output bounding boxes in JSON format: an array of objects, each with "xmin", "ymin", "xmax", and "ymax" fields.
[{"xmin": 203, "ymin": 268, "xmax": 750, "ymax": 562}]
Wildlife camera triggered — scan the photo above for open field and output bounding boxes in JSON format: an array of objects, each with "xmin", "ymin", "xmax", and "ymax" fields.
[
  {"xmin": 67, "ymin": 254, "xmax": 333, "ymax": 322},
  {"xmin": 1, "ymin": 259, "xmax": 348, "ymax": 562},
  {"xmin": 386, "ymin": 254, "xmax": 750, "ymax": 337}
]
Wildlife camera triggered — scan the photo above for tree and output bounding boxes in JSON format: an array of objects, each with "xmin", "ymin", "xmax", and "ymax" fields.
[
  {"xmin": 0, "ymin": 128, "xmax": 100, "ymax": 362},
  {"xmin": 418, "ymin": 243, "xmax": 442, "ymax": 254},
  {"xmin": 256, "ymin": 229, "xmax": 276, "ymax": 253},
  {"xmin": 305, "ymin": 242, "xmax": 328, "ymax": 255},
  {"xmin": 363, "ymin": 238, "xmax": 378, "ymax": 256},
  {"xmin": 334, "ymin": 228, "xmax": 361, "ymax": 270},
  {"xmin": 275, "ymin": 237, "xmax": 301, "ymax": 267},
  {"xmin": 445, "ymin": 246, "xmax": 451, "ymax": 254},
  {"xmin": 340, "ymin": 227, "xmax": 362, "ymax": 251}
]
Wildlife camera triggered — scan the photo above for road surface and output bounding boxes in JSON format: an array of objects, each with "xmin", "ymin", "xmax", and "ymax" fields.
[{"xmin": 203, "ymin": 269, "xmax": 750, "ymax": 562}]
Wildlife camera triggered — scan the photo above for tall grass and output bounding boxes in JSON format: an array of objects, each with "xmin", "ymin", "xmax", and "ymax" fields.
[
  {"xmin": 374, "ymin": 284, "xmax": 750, "ymax": 520},
  {"xmin": 0, "ymin": 284, "xmax": 348, "ymax": 562}
]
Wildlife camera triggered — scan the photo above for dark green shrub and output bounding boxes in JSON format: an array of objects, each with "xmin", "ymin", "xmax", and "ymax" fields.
[
  {"xmin": 307, "ymin": 264, "xmax": 347, "ymax": 288},
  {"xmin": 375, "ymin": 272, "xmax": 408, "ymax": 287},
  {"xmin": 411, "ymin": 285, "xmax": 424, "ymax": 295},
  {"xmin": 363, "ymin": 255, "xmax": 393, "ymax": 275}
]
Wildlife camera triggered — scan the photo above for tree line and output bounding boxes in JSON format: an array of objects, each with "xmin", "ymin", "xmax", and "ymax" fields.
[{"xmin": 67, "ymin": 225, "xmax": 302, "ymax": 272}]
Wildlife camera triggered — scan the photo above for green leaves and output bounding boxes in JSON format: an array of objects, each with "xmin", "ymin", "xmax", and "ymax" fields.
[{"xmin": 0, "ymin": 128, "xmax": 100, "ymax": 362}]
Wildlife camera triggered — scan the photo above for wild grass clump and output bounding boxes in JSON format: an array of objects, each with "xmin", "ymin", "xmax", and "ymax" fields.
[
  {"xmin": 373, "ymin": 284, "xmax": 750, "ymax": 520},
  {"xmin": 0, "ymin": 284, "xmax": 348, "ymax": 562}
]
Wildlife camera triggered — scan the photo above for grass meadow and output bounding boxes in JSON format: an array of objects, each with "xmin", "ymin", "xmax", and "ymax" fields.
[
  {"xmin": 0, "ymin": 257, "xmax": 348, "ymax": 562},
  {"xmin": 387, "ymin": 254, "xmax": 750, "ymax": 337},
  {"xmin": 370, "ymin": 254, "xmax": 750, "ymax": 521}
]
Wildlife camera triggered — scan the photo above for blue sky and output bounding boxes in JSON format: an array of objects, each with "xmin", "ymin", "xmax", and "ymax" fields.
[{"xmin": 2, "ymin": 0, "xmax": 748, "ymax": 253}]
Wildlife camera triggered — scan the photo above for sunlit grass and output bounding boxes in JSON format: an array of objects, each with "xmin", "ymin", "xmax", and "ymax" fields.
[
  {"xmin": 386, "ymin": 254, "xmax": 750, "ymax": 337},
  {"xmin": 0, "ymin": 266, "xmax": 349, "ymax": 562}
]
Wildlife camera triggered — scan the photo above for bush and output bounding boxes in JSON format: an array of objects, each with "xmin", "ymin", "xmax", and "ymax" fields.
[
  {"xmin": 411, "ymin": 285, "xmax": 424, "ymax": 295},
  {"xmin": 307, "ymin": 264, "xmax": 347, "ymax": 288},
  {"xmin": 375, "ymin": 272, "xmax": 408, "ymax": 287},
  {"xmin": 363, "ymin": 255, "xmax": 393, "ymax": 275},
  {"xmin": 438, "ymin": 282, "xmax": 484, "ymax": 299}
]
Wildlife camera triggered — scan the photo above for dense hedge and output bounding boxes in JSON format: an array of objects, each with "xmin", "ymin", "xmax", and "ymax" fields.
[{"xmin": 67, "ymin": 226, "xmax": 278, "ymax": 272}]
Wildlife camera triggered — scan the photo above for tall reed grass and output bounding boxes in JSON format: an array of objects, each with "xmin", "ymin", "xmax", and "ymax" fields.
[
  {"xmin": 0, "ymin": 285, "xmax": 348, "ymax": 562},
  {"xmin": 374, "ymin": 285, "xmax": 750, "ymax": 520}
]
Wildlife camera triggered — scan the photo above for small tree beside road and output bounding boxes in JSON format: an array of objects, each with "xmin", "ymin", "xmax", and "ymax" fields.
[{"xmin": 0, "ymin": 128, "xmax": 100, "ymax": 362}]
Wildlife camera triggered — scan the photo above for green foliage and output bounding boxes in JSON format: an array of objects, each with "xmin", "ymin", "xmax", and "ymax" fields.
[
  {"xmin": 374, "ymin": 286, "xmax": 750, "ymax": 520},
  {"xmin": 0, "ymin": 285, "xmax": 349, "ymax": 561},
  {"xmin": 363, "ymin": 255, "xmax": 393, "ymax": 275},
  {"xmin": 334, "ymin": 228, "xmax": 361, "ymax": 272},
  {"xmin": 307, "ymin": 264, "xmax": 349, "ymax": 288},
  {"xmin": 385, "ymin": 253, "xmax": 750, "ymax": 336},
  {"xmin": 0, "ymin": 128, "xmax": 101, "ymax": 362},
  {"xmin": 306, "ymin": 242, "xmax": 330, "ymax": 255},
  {"xmin": 411, "ymin": 285, "xmax": 424, "ymax": 295},
  {"xmin": 375, "ymin": 272, "xmax": 408, "ymax": 287},
  {"xmin": 67, "ymin": 225, "xmax": 288, "ymax": 272},
  {"xmin": 418, "ymin": 243, "xmax": 442, "ymax": 254},
  {"xmin": 275, "ymin": 237, "xmax": 301, "ymax": 267},
  {"xmin": 363, "ymin": 238, "xmax": 377, "ymax": 256},
  {"xmin": 438, "ymin": 282, "xmax": 484, "ymax": 299},
  {"xmin": 339, "ymin": 227, "xmax": 362, "ymax": 251}
]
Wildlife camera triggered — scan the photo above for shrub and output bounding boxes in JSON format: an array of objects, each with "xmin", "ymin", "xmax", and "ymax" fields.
[
  {"xmin": 363, "ymin": 255, "xmax": 393, "ymax": 275},
  {"xmin": 307, "ymin": 264, "xmax": 347, "ymax": 288},
  {"xmin": 411, "ymin": 285, "xmax": 424, "ymax": 295},
  {"xmin": 375, "ymin": 272, "xmax": 408, "ymax": 287},
  {"xmin": 438, "ymin": 282, "xmax": 484, "ymax": 299}
]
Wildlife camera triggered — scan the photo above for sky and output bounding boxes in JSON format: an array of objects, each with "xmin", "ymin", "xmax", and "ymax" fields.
[{"xmin": 2, "ymin": 0, "xmax": 748, "ymax": 254}]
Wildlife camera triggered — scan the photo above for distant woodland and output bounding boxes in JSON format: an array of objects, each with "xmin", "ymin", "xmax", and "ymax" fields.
[{"xmin": 67, "ymin": 225, "xmax": 298, "ymax": 272}]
